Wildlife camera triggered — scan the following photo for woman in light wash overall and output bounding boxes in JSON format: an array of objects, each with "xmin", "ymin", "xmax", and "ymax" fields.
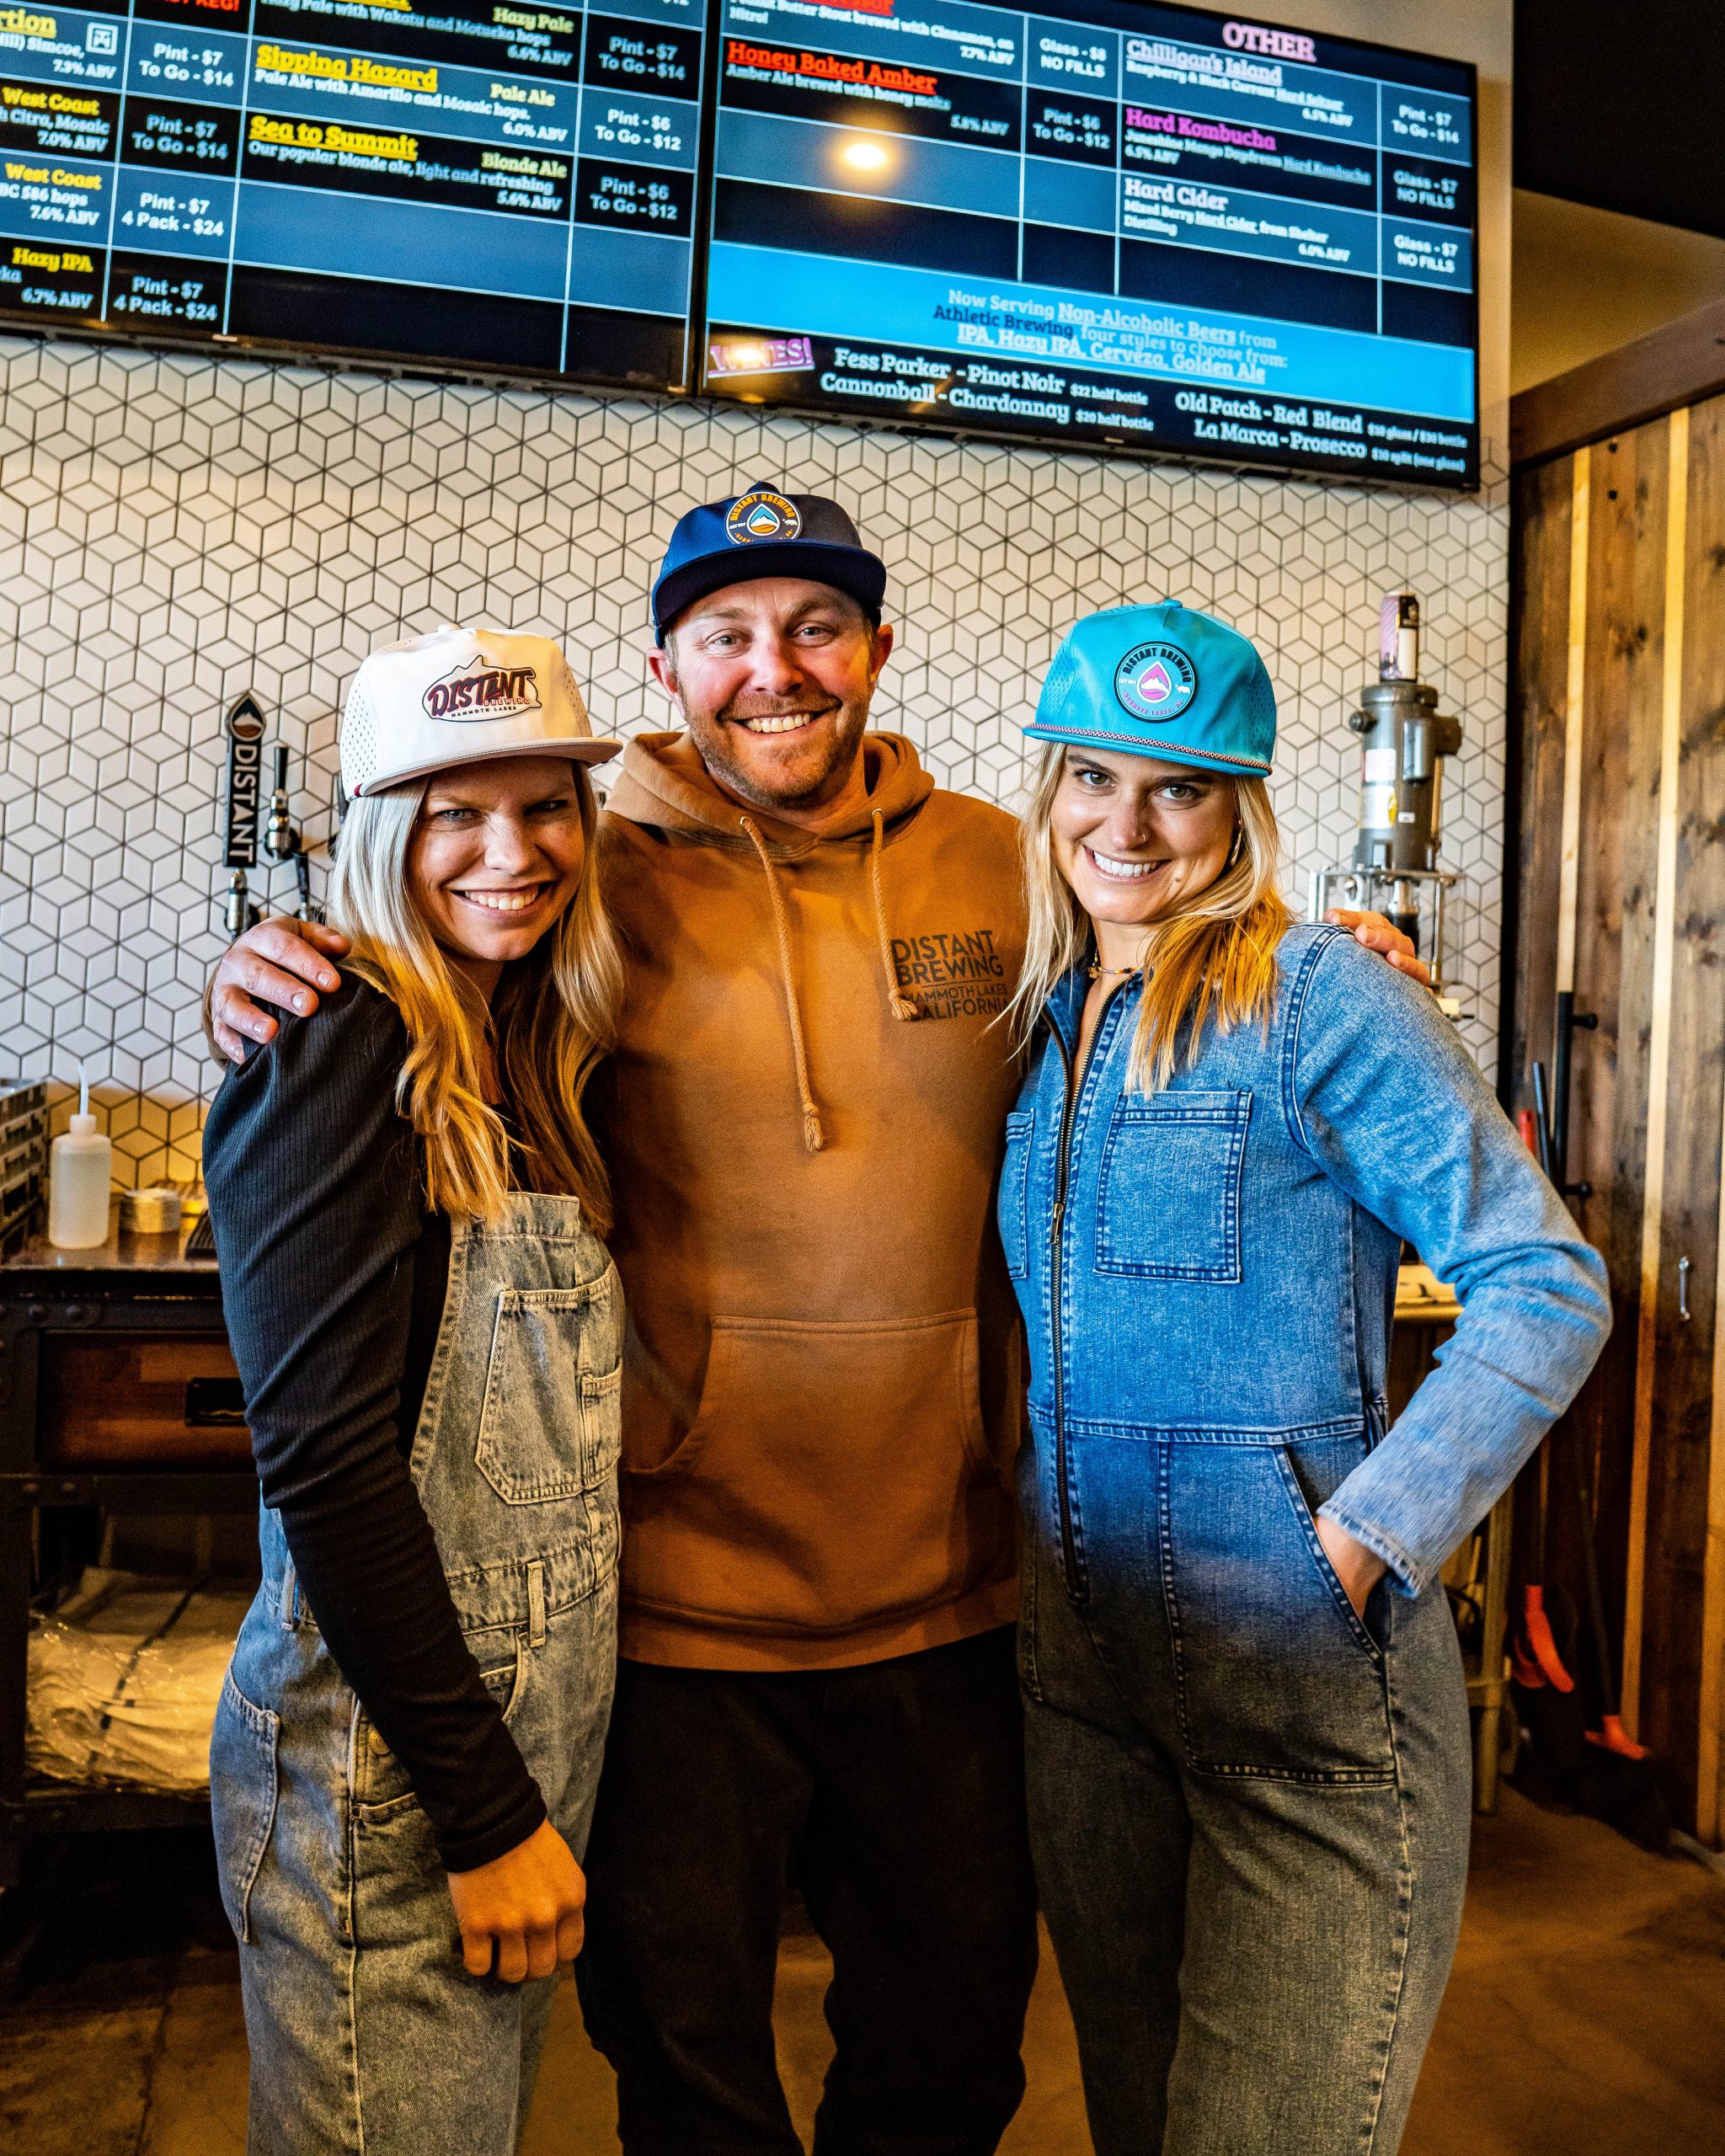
[
  {"xmin": 204, "ymin": 627, "xmax": 625, "ymax": 2156},
  {"xmin": 999, "ymin": 604, "xmax": 1610, "ymax": 2155}
]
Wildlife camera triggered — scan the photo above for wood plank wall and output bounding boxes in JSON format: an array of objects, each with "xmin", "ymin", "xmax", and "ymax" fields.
[
  {"xmin": 1684, "ymin": 402, "xmax": 1725, "ymax": 1843},
  {"xmin": 1509, "ymin": 396, "xmax": 1725, "ymax": 1838}
]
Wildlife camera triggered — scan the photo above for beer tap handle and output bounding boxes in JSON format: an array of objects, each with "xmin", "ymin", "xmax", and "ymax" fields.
[
  {"xmin": 223, "ymin": 868, "xmax": 260, "ymax": 938},
  {"xmin": 265, "ymin": 744, "xmax": 301, "ymax": 862}
]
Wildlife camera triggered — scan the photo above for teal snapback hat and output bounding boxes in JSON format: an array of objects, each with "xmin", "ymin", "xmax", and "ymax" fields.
[{"xmin": 1026, "ymin": 602, "xmax": 1277, "ymax": 776}]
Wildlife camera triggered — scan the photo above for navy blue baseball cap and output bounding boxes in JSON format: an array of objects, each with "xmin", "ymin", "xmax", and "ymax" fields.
[
  {"xmin": 1026, "ymin": 602, "xmax": 1278, "ymax": 776},
  {"xmin": 650, "ymin": 483, "xmax": 888, "ymax": 643}
]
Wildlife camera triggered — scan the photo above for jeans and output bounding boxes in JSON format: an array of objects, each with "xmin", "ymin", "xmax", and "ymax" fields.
[
  {"xmin": 577, "ymin": 1628, "xmax": 1039, "ymax": 2154},
  {"xmin": 1019, "ymin": 1432, "xmax": 1471, "ymax": 2156},
  {"xmin": 211, "ymin": 1194, "xmax": 622, "ymax": 2156}
]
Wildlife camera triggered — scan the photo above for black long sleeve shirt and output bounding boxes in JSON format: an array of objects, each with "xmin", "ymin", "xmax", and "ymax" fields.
[{"xmin": 202, "ymin": 977, "xmax": 546, "ymax": 1870}]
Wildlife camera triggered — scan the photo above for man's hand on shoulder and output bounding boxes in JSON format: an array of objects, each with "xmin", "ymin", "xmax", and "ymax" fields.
[
  {"xmin": 207, "ymin": 917, "xmax": 352, "ymax": 1065},
  {"xmin": 1324, "ymin": 909, "xmax": 1432, "ymax": 992}
]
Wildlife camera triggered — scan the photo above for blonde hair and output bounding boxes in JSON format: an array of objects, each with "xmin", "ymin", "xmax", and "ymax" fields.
[
  {"xmin": 1007, "ymin": 743, "xmax": 1294, "ymax": 1091},
  {"xmin": 325, "ymin": 766, "xmax": 622, "ymax": 1230}
]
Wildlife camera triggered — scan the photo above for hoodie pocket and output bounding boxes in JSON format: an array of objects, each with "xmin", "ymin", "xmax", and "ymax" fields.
[{"xmin": 625, "ymin": 1310, "xmax": 996, "ymax": 1636}]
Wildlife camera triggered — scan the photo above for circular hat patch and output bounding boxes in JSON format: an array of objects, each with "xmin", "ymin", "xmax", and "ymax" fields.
[
  {"xmin": 725, "ymin": 490, "xmax": 802, "ymax": 545},
  {"xmin": 1114, "ymin": 640, "xmax": 1198, "ymax": 723}
]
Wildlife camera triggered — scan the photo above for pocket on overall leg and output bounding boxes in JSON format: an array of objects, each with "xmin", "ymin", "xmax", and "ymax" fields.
[
  {"xmin": 1164, "ymin": 1438, "xmax": 1394, "ymax": 1782},
  {"xmin": 476, "ymin": 1272, "xmax": 622, "ymax": 1505},
  {"xmin": 355, "ymin": 1644, "xmax": 526, "ymax": 1828},
  {"xmin": 210, "ymin": 1668, "xmax": 280, "ymax": 1943}
]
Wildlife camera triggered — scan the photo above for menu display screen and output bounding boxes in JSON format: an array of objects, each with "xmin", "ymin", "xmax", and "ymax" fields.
[
  {"xmin": 0, "ymin": 0, "xmax": 703, "ymax": 383},
  {"xmin": 703, "ymin": 0, "xmax": 1477, "ymax": 485},
  {"xmin": 0, "ymin": 2, "xmax": 1478, "ymax": 483}
]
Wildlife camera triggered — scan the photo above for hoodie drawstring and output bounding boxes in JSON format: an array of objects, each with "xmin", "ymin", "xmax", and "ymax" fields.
[
  {"xmin": 873, "ymin": 809, "xmax": 920, "ymax": 1023},
  {"xmin": 740, "ymin": 815, "xmax": 826, "ymax": 1154},
  {"xmin": 738, "ymin": 809, "xmax": 920, "ymax": 1154}
]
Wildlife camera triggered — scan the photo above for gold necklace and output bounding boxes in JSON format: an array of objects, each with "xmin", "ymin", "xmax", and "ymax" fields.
[{"xmin": 1086, "ymin": 958, "xmax": 1145, "ymax": 981}]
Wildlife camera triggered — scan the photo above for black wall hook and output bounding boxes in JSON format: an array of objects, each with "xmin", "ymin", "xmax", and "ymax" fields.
[{"xmin": 1530, "ymin": 991, "xmax": 1597, "ymax": 1199}]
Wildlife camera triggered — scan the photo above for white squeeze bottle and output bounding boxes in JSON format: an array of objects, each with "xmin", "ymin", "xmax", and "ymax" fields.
[{"xmin": 49, "ymin": 1066, "xmax": 112, "ymax": 1249}]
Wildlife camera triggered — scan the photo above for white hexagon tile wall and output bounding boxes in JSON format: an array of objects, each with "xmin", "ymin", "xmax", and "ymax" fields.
[{"xmin": 0, "ymin": 334, "xmax": 1509, "ymax": 1189}]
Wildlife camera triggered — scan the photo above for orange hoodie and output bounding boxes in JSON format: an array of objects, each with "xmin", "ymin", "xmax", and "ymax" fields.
[{"xmin": 597, "ymin": 729, "xmax": 1028, "ymax": 1669}]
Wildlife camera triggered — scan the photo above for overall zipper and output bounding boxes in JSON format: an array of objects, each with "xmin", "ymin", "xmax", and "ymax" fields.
[
  {"xmin": 1048, "ymin": 1026, "xmax": 1079, "ymax": 1593},
  {"xmin": 1047, "ymin": 992, "xmax": 1128, "ymax": 1604}
]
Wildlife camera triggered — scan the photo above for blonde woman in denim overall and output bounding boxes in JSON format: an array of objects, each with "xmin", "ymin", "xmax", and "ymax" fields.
[
  {"xmin": 204, "ymin": 630, "xmax": 625, "ymax": 2156},
  {"xmin": 1002, "ymin": 606, "xmax": 1611, "ymax": 2154}
]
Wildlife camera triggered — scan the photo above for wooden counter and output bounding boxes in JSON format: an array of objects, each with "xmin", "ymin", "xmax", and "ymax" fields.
[{"xmin": 0, "ymin": 1207, "xmax": 256, "ymax": 1882}]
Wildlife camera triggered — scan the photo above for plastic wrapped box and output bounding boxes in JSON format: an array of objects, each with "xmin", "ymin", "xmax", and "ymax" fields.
[{"xmin": 27, "ymin": 1568, "xmax": 254, "ymax": 1796}]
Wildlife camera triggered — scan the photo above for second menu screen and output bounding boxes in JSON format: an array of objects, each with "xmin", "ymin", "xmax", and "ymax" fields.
[{"xmin": 702, "ymin": 0, "xmax": 1477, "ymax": 484}]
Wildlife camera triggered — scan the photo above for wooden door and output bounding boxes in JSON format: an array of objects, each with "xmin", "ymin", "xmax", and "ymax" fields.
[{"xmin": 1508, "ymin": 396, "xmax": 1725, "ymax": 1842}]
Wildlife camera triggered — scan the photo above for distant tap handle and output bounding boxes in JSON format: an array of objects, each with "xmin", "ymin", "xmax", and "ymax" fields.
[
  {"xmin": 223, "ymin": 868, "xmax": 260, "ymax": 939},
  {"xmin": 265, "ymin": 745, "xmax": 301, "ymax": 860}
]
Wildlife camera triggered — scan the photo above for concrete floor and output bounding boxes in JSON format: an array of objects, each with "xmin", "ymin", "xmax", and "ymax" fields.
[{"xmin": 2, "ymin": 1789, "xmax": 1721, "ymax": 2153}]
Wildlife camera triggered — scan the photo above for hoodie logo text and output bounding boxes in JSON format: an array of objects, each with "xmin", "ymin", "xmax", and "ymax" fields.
[{"xmin": 890, "ymin": 928, "xmax": 1008, "ymax": 1020}]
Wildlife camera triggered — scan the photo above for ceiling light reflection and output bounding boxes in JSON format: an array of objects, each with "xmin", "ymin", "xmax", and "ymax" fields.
[{"xmin": 839, "ymin": 137, "xmax": 893, "ymax": 176}]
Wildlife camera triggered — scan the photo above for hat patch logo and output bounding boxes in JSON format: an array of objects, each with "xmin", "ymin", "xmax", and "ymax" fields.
[
  {"xmin": 424, "ymin": 655, "xmax": 542, "ymax": 722},
  {"xmin": 725, "ymin": 490, "xmax": 802, "ymax": 546},
  {"xmin": 1114, "ymin": 640, "xmax": 1198, "ymax": 723},
  {"xmin": 1138, "ymin": 661, "xmax": 1173, "ymax": 703}
]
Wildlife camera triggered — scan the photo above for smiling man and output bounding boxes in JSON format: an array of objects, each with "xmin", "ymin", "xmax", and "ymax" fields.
[
  {"xmin": 206, "ymin": 487, "xmax": 1425, "ymax": 2153},
  {"xmin": 575, "ymin": 488, "xmax": 1042, "ymax": 2153}
]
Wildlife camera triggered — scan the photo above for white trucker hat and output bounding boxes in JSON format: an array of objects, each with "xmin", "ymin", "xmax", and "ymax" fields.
[{"xmin": 339, "ymin": 623, "xmax": 621, "ymax": 799}]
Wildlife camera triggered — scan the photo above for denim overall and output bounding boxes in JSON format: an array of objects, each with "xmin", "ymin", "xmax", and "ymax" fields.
[
  {"xmin": 211, "ymin": 1193, "xmax": 622, "ymax": 2156},
  {"xmin": 1001, "ymin": 926, "xmax": 1609, "ymax": 2156}
]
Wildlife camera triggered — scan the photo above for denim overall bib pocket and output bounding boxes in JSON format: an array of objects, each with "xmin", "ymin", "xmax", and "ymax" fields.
[{"xmin": 210, "ymin": 1193, "xmax": 621, "ymax": 2156}]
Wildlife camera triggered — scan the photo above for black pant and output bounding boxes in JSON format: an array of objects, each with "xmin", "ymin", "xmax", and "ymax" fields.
[{"xmin": 575, "ymin": 1627, "xmax": 1039, "ymax": 2155}]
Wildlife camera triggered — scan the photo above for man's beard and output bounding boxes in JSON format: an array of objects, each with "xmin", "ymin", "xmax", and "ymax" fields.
[{"xmin": 686, "ymin": 694, "xmax": 869, "ymax": 813}]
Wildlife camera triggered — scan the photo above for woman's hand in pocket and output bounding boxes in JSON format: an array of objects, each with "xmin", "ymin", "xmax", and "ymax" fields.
[
  {"xmin": 1315, "ymin": 1514, "xmax": 1388, "ymax": 1620},
  {"xmin": 446, "ymin": 1818, "xmax": 587, "ymax": 1982}
]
